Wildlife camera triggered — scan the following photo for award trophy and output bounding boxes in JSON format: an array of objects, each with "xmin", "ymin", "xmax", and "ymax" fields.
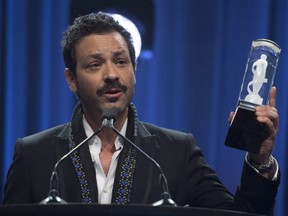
[{"xmin": 225, "ymin": 39, "xmax": 281, "ymax": 153}]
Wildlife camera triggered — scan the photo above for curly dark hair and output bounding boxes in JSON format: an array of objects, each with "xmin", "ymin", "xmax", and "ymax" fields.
[{"xmin": 61, "ymin": 11, "xmax": 136, "ymax": 74}]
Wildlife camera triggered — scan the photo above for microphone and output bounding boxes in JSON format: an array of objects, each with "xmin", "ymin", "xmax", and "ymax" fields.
[
  {"xmin": 101, "ymin": 109, "xmax": 177, "ymax": 206},
  {"xmin": 40, "ymin": 121, "xmax": 105, "ymax": 204}
]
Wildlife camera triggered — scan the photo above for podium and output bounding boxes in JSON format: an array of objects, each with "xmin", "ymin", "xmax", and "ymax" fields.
[{"xmin": 0, "ymin": 204, "xmax": 264, "ymax": 216}]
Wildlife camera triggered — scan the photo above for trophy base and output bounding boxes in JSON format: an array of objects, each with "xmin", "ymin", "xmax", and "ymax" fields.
[{"xmin": 224, "ymin": 106, "xmax": 267, "ymax": 154}]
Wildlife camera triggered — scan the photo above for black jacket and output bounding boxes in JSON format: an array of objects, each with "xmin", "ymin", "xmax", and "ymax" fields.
[{"xmin": 3, "ymin": 103, "xmax": 279, "ymax": 215}]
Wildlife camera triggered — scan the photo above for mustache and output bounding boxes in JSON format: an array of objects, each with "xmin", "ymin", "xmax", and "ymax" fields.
[{"xmin": 97, "ymin": 81, "xmax": 128, "ymax": 96}]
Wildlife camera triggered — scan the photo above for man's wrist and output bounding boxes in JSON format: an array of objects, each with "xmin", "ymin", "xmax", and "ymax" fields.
[{"xmin": 245, "ymin": 153, "xmax": 278, "ymax": 180}]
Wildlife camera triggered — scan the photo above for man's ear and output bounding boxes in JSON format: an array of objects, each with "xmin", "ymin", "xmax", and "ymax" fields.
[{"xmin": 64, "ymin": 68, "xmax": 77, "ymax": 93}]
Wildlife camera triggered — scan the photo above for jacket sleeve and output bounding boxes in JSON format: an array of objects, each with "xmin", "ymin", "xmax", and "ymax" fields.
[
  {"xmin": 234, "ymin": 161, "xmax": 280, "ymax": 215},
  {"xmin": 183, "ymin": 133, "xmax": 279, "ymax": 215},
  {"xmin": 183, "ymin": 133, "xmax": 235, "ymax": 208},
  {"xmin": 2, "ymin": 139, "xmax": 33, "ymax": 204}
]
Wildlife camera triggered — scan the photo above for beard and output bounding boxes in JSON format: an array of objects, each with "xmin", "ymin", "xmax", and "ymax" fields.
[{"xmin": 76, "ymin": 79, "xmax": 135, "ymax": 117}]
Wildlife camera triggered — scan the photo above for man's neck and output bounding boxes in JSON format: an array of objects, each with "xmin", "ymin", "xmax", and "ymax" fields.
[{"xmin": 83, "ymin": 107, "xmax": 128, "ymax": 147}]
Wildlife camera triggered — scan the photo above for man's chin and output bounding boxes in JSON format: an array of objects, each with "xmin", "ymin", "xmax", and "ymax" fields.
[{"xmin": 101, "ymin": 102, "xmax": 127, "ymax": 113}]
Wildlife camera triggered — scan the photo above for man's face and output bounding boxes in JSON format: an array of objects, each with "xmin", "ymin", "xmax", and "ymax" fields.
[{"xmin": 66, "ymin": 32, "xmax": 135, "ymax": 115}]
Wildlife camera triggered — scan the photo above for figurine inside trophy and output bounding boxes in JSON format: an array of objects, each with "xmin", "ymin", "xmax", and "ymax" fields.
[{"xmin": 245, "ymin": 54, "xmax": 268, "ymax": 105}]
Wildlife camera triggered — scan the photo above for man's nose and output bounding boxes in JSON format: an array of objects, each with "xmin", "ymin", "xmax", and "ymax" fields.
[{"xmin": 103, "ymin": 64, "xmax": 119, "ymax": 82}]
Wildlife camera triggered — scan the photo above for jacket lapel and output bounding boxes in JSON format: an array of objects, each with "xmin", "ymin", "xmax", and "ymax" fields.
[
  {"xmin": 54, "ymin": 125, "xmax": 70, "ymax": 200},
  {"xmin": 130, "ymin": 122, "xmax": 157, "ymax": 204},
  {"xmin": 54, "ymin": 103, "xmax": 98, "ymax": 203}
]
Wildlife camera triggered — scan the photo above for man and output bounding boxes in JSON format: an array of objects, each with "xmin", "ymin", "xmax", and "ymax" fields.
[{"xmin": 3, "ymin": 12, "xmax": 279, "ymax": 215}]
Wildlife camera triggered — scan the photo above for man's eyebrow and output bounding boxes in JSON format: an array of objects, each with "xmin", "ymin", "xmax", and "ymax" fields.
[
  {"xmin": 85, "ymin": 53, "xmax": 103, "ymax": 59},
  {"xmin": 84, "ymin": 50, "xmax": 129, "ymax": 59},
  {"xmin": 84, "ymin": 51, "xmax": 129, "ymax": 61}
]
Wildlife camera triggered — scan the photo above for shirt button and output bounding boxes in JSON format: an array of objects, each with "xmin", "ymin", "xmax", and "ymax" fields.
[{"xmin": 103, "ymin": 189, "xmax": 107, "ymax": 193}]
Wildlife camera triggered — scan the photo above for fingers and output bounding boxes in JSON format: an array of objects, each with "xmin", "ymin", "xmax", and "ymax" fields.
[
  {"xmin": 254, "ymin": 86, "xmax": 278, "ymax": 136},
  {"xmin": 228, "ymin": 111, "xmax": 235, "ymax": 123},
  {"xmin": 255, "ymin": 105, "xmax": 279, "ymax": 138},
  {"xmin": 255, "ymin": 106, "xmax": 278, "ymax": 123},
  {"xmin": 268, "ymin": 86, "xmax": 276, "ymax": 108}
]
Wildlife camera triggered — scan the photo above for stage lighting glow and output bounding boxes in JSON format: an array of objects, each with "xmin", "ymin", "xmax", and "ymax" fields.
[{"xmin": 110, "ymin": 13, "xmax": 142, "ymax": 59}]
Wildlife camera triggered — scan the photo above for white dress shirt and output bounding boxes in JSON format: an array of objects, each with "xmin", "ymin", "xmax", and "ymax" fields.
[{"xmin": 83, "ymin": 115, "xmax": 127, "ymax": 204}]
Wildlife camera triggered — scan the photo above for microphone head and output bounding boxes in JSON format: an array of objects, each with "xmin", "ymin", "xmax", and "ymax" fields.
[{"xmin": 101, "ymin": 108, "xmax": 118, "ymax": 122}]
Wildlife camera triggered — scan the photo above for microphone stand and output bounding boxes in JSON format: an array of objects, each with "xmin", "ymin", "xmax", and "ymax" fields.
[
  {"xmin": 102, "ymin": 118, "xmax": 176, "ymax": 206},
  {"xmin": 40, "ymin": 126, "xmax": 104, "ymax": 204}
]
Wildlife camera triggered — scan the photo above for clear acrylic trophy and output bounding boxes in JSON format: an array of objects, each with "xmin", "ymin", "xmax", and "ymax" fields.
[{"xmin": 225, "ymin": 39, "xmax": 281, "ymax": 153}]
